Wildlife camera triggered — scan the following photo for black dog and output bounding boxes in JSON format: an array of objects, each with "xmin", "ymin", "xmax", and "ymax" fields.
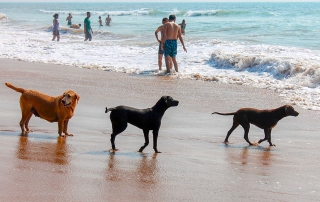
[
  {"xmin": 105, "ymin": 96, "xmax": 179, "ymax": 153},
  {"xmin": 212, "ymin": 105, "xmax": 299, "ymax": 146}
]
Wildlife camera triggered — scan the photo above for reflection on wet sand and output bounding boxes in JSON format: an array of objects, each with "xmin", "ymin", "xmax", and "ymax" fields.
[
  {"xmin": 16, "ymin": 135, "xmax": 70, "ymax": 165},
  {"xmin": 106, "ymin": 152, "xmax": 159, "ymax": 185},
  {"xmin": 223, "ymin": 144, "xmax": 274, "ymax": 167}
]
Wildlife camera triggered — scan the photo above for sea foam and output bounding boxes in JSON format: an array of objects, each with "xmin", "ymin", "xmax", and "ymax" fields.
[{"xmin": 0, "ymin": 13, "xmax": 8, "ymax": 21}]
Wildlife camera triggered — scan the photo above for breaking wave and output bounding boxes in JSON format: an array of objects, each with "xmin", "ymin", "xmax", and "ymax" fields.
[{"xmin": 0, "ymin": 13, "xmax": 8, "ymax": 21}]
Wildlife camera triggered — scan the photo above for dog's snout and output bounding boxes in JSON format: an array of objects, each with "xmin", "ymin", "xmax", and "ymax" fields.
[
  {"xmin": 62, "ymin": 100, "xmax": 66, "ymax": 104},
  {"xmin": 172, "ymin": 100, "xmax": 179, "ymax": 106}
]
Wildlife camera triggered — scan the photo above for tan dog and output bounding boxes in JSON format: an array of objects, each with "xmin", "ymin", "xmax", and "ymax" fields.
[{"xmin": 5, "ymin": 83, "xmax": 80, "ymax": 136}]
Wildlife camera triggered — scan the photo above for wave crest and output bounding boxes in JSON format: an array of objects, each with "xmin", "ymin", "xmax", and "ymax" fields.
[
  {"xmin": 39, "ymin": 8, "xmax": 154, "ymax": 16},
  {"xmin": 0, "ymin": 13, "xmax": 8, "ymax": 20},
  {"xmin": 209, "ymin": 45, "xmax": 320, "ymax": 87}
]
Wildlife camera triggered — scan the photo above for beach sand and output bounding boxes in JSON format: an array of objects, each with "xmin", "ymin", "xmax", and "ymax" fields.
[{"xmin": 0, "ymin": 58, "xmax": 319, "ymax": 201}]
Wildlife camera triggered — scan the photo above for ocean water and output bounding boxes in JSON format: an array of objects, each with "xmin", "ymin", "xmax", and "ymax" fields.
[{"xmin": 1, "ymin": 2, "xmax": 320, "ymax": 110}]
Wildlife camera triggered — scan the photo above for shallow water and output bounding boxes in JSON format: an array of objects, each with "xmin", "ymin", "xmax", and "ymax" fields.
[{"xmin": 1, "ymin": 3, "xmax": 320, "ymax": 109}]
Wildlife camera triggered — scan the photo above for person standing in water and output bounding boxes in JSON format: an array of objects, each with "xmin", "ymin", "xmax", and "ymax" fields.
[
  {"xmin": 179, "ymin": 19, "xmax": 186, "ymax": 35},
  {"xmin": 66, "ymin": 13, "xmax": 72, "ymax": 26},
  {"xmin": 155, "ymin": 17, "xmax": 169, "ymax": 70},
  {"xmin": 98, "ymin": 16, "xmax": 103, "ymax": 26},
  {"xmin": 161, "ymin": 15, "xmax": 187, "ymax": 73},
  {"xmin": 52, "ymin": 13, "xmax": 60, "ymax": 41},
  {"xmin": 105, "ymin": 15, "xmax": 112, "ymax": 26},
  {"xmin": 84, "ymin": 12, "xmax": 93, "ymax": 41}
]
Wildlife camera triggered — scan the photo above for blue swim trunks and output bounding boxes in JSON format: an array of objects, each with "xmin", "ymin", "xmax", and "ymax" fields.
[{"xmin": 164, "ymin": 39, "xmax": 177, "ymax": 58}]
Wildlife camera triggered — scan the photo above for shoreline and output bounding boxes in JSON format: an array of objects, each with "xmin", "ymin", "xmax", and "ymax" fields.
[{"xmin": 0, "ymin": 58, "xmax": 320, "ymax": 201}]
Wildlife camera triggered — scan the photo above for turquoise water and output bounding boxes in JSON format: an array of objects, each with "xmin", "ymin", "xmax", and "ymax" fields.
[
  {"xmin": 1, "ymin": 2, "xmax": 320, "ymax": 48},
  {"xmin": 1, "ymin": 2, "xmax": 320, "ymax": 110}
]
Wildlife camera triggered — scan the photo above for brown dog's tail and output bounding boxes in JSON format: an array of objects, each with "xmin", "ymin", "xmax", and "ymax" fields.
[
  {"xmin": 5, "ymin": 83, "xmax": 25, "ymax": 93},
  {"xmin": 212, "ymin": 112, "xmax": 236, "ymax": 116},
  {"xmin": 105, "ymin": 107, "xmax": 115, "ymax": 113}
]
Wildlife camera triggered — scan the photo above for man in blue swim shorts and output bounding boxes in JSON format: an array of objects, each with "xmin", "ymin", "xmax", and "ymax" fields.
[{"xmin": 161, "ymin": 15, "xmax": 187, "ymax": 73}]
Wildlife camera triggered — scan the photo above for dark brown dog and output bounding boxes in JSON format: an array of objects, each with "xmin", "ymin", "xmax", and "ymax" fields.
[
  {"xmin": 5, "ymin": 83, "xmax": 80, "ymax": 136},
  {"xmin": 212, "ymin": 105, "xmax": 299, "ymax": 146}
]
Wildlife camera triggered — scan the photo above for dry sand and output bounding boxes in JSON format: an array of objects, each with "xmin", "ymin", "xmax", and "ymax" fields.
[{"xmin": 0, "ymin": 58, "xmax": 319, "ymax": 201}]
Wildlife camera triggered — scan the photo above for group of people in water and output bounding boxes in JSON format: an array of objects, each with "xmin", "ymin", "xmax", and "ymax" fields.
[
  {"xmin": 52, "ymin": 12, "xmax": 187, "ymax": 74},
  {"xmin": 51, "ymin": 12, "xmax": 112, "ymax": 42}
]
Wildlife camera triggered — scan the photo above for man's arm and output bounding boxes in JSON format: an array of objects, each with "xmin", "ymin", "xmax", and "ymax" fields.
[
  {"xmin": 177, "ymin": 28, "xmax": 187, "ymax": 53},
  {"xmin": 161, "ymin": 25, "xmax": 167, "ymax": 50},
  {"xmin": 155, "ymin": 25, "xmax": 162, "ymax": 43},
  {"xmin": 84, "ymin": 22, "xmax": 86, "ymax": 34}
]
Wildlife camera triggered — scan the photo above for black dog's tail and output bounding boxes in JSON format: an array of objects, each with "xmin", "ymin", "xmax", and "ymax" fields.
[
  {"xmin": 105, "ymin": 107, "xmax": 116, "ymax": 113},
  {"xmin": 212, "ymin": 112, "xmax": 236, "ymax": 116}
]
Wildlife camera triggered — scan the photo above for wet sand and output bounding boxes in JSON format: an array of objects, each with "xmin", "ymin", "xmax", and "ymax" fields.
[{"xmin": 0, "ymin": 58, "xmax": 319, "ymax": 201}]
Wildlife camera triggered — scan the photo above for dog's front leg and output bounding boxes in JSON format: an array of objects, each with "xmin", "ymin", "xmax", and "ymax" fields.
[
  {"xmin": 139, "ymin": 129, "xmax": 149, "ymax": 152},
  {"xmin": 153, "ymin": 129, "xmax": 161, "ymax": 153},
  {"xmin": 63, "ymin": 120, "xmax": 73, "ymax": 136},
  {"xmin": 268, "ymin": 130, "xmax": 275, "ymax": 146},
  {"xmin": 258, "ymin": 129, "xmax": 270, "ymax": 144},
  {"xmin": 58, "ymin": 119, "xmax": 65, "ymax": 137}
]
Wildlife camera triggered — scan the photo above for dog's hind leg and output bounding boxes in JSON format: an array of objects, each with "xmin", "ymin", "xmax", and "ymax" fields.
[
  {"xmin": 110, "ymin": 120, "xmax": 127, "ymax": 151},
  {"xmin": 20, "ymin": 111, "xmax": 32, "ymax": 135},
  {"xmin": 139, "ymin": 129, "xmax": 149, "ymax": 152},
  {"xmin": 24, "ymin": 113, "xmax": 33, "ymax": 133},
  {"xmin": 240, "ymin": 123, "xmax": 253, "ymax": 145},
  {"xmin": 224, "ymin": 120, "xmax": 239, "ymax": 144}
]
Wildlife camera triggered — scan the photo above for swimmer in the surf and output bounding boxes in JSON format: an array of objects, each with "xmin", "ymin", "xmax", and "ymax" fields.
[
  {"xmin": 70, "ymin": 24, "xmax": 81, "ymax": 29},
  {"xmin": 105, "ymin": 15, "xmax": 112, "ymax": 26},
  {"xmin": 52, "ymin": 13, "xmax": 60, "ymax": 41},
  {"xmin": 178, "ymin": 19, "xmax": 186, "ymax": 35},
  {"xmin": 98, "ymin": 16, "xmax": 103, "ymax": 26},
  {"xmin": 66, "ymin": 13, "xmax": 72, "ymax": 26}
]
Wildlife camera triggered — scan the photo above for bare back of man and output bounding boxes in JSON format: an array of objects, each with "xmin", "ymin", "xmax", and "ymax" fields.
[{"xmin": 164, "ymin": 22, "xmax": 180, "ymax": 40}]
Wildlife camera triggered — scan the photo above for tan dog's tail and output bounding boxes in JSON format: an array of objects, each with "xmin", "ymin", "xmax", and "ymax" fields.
[
  {"xmin": 5, "ymin": 83, "xmax": 25, "ymax": 93},
  {"xmin": 105, "ymin": 107, "xmax": 115, "ymax": 113},
  {"xmin": 212, "ymin": 112, "xmax": 236, "ymax": 116}
]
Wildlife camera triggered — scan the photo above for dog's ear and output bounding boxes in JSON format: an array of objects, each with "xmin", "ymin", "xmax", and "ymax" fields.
[
  {"xmin": 162, "ymin": 96, "xmax": 168, "ymax": 104},
  {"xmin": 75, "ymin": 93, "xmax": 80, "ymax": 104},
  {"xmin": 285, "ymin": 105, "xmax": 293, "ymax": 114}
]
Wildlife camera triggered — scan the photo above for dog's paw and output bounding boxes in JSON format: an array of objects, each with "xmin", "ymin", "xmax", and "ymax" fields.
[
  {"xmin": 154, "ymin": 149, "xmax": 161, "ymax": 153},
  {"xmin": 138, "ymin": 147, "xmax": 145, "ymax": 152},
  {"xmin": 109, "ymin": 149, "xmax": 118, "ymax": 153}
]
